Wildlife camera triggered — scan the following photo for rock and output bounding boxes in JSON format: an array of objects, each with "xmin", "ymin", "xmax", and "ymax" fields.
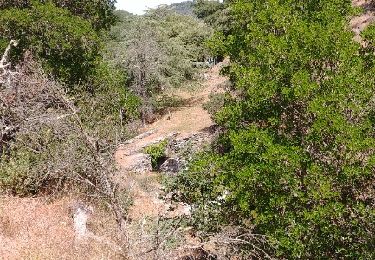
[
  {"xmin": 72, "ymin": 202, "xmax": 93, "ymax": 240},
  {"xmin": 178, "ymin": 247, "xmax": 217, "ymax": 260},
  {"xmin": 162, "ymin": 132, "xmax": 212, "ymax": 173},
  {"xmin": 160, "ymin": 158, "xmax": 181, "ymax": 173},
  {"xmin": 168, "ymin": 132, "xmax": 211, "ymax": 155},
  {"xmin": 122, "ymin": 153, "xmax": 152, "ymax": 174}
]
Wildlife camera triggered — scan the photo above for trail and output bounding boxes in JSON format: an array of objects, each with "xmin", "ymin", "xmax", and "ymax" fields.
[
  {"xmin": 351, "ymin": 0, "xmax": 375, "ymax": 43},
  {"xmin": 112, "ymin": 63, "xmax": 227, "ymax": 259},
  {"xmin": 1, "ymin": 1, "xmax": 374, "ymax": 258},
  {"xmin": 115, "ymin": 63, "xmax": 227, "ymax": 220}
]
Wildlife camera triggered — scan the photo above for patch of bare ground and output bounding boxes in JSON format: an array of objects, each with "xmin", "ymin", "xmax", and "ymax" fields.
[
  {"xmin": 116, "ymin": 63, "xmax": 227, "ymax": 220},
  {"xmin": 0, "ymin": 196, "xmax": 123, "ymax": 259},
  {"xmin": 143, "ymin": 63, "xmax": 226, "ymax": 138},
  {"xmin": 113, "ymin": 63, "xmax": 227, "ymax": 259},
  {"xmin": 351, "ymin": 0, "xmax": 375, "ymax": 43}
]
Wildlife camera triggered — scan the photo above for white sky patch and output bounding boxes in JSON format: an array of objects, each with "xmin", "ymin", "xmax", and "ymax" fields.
[{"xmin": 115, "ymin": 0, "xmax": 188, "ymax": 15}]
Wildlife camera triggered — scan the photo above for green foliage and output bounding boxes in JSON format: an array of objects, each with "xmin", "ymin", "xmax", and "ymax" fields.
[
  {"xmin": 52, "ymin": 0, "xmax": 116, "ymax": 31},
  {"xmin": 0, "ymin": 58, "xmax": 126, "ymax": 197},
  {"xmin": 0, "ymin": 0, "xmax": 116, "ymax": 84},
  {"xmin": 106, "ymin": 7, "xmax": 213, "ymax": 121},
  {"xmin": 0, "ymin": 2, "xmax": 101, "ymax": 84},
  {"xmin": 203, "ymin": 92, "xmax": 230, "ymax": 120},
  {"xmin": 76, "ymin": 61, "xmax": 140, "ymax": 141},
  {"xmin": 0, "ymin": 0, "xmax": 116, "ymax": 31},
  {"xmin": 108, "ymin": 8, "xmax": 213, "ymax": 88},
  {"xmin": 169, "ymin": 0, "xmax": 375, "ymax": 258},
  {"xmin": 193, "ymin": 0, "xmax": 229, "ymax": 32},
  {"xmin": 0, "ymin": 149, "xmax": 39, "ymax": 195},
  {"xmin": 153, "ymin": 94, "xmax": 184, "ymax": 115},
  {"xmin": 144, "ymin": 140, "xmax": 168, "ymax": 170},
  {"xmin": 0, "ymin": 129, "xmax": 89, "ymax": 195},
  {"xmin": 164, "ymin": 1, "xmax": 195, "ymax": 16},
  {"xmin": 193, "ymin": 0, "xmax": 224, "ymax": 21},
  {"xmin": 0, "ymin": 0, "xmax": 31, "ymax": 9}
]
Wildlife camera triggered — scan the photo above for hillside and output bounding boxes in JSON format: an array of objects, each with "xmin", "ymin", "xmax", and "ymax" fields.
[
  {"xmin": 166, "ymin": 1, "xmax": 195, "ymax": 16},
  {"xmin": 1, "ymin": 0, "xmax": 375, "ymax": 259}
]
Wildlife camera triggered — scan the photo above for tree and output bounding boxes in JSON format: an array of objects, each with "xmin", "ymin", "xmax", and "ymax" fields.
[
  {"xmin": 52, "ymin": 0, "xmax": 117, "ymax": 31},
  {"xmin": 170, "ymin": 0, "xmax": 375, "ymax": 258},
  {"xmin": 124, "ymin": 19, "xmax": 163, "ymax": 123},
  {"xmin": 193, "ymin": 0, "xmax": 228, "ymax": 29},
  {"xmin": 0, "ymin": 0, "xmax": 116, "ymax": 84},
  {"xmin": 193, "ymin": 0, "xmax": 223, "ymax": 20},
  {"xmin": 0, "ymin": 0, "xmax": 116, "ymax": 31},
  {"xmin": 106, "ymin": 8, "xmax": 213, "ymax": 122}
]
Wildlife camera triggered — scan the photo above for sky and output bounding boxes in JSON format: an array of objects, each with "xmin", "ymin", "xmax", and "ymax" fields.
[{"xmin": 115, "ymin": 0, "xmax": 187, "ymax": 15}]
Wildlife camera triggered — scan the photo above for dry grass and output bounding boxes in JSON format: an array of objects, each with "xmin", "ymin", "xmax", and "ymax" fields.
[
  {"xmin": 0, "ymin": 196, "xmax": 124, "ymax": 259},
  {"xmin": 0, "ymin": 61, "xmax": 227, "ymax": 259}
]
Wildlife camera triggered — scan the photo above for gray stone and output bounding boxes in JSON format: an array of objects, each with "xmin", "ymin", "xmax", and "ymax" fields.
[
  {"xmin": 123, "ymin": 153, "xmax": 152, "ymax": 174},
  {"xmin": 160, "ymin": 158, "xmax": 181, "ymax": 173}
]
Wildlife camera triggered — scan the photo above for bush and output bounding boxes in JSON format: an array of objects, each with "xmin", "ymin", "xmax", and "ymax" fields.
[
  {"xmin": 153, "ymin": 94, "xmax": 184, "ymax": 115},
  {"xmin": 0, "ymin": 55, "xmax": 120, "ymax": 199},
  {"xmin": 106, "ymin": 8, "xmax": 213, "ymax": 122},
  {"xmin": 168, "ymin": 0, "xmax": 375, "ymax": 258},
  {"xmin": 76, "ymin": 61, "xmax": 140, "ymax": 143},
  {"xmin": 203, "ymin": 92, "xmax": 229, "ymax": 120},
  {"xmin": 144, "ymin": 140, "xmax": 168, "ymax": 170},
  {"xmin": 0, "ymin": 1, "xmax": 116, "ymax": 85}
]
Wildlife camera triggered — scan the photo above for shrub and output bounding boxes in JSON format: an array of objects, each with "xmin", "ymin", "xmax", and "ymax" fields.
[
  {"xmin": 106, "ymin": 8, "xmax": 213, "ymax": 122},
  {"xmin": 0, "ymin": 1, "xmax": 116, "ymax": 85},
  {"xmin": 144, "ymin": 140, "xmax": 168, "ymax": 170},
  {"xmin": 168, "ymin": 0, "xmax": 375, "ymax": 258},
  {"xmin": 0, "ymin": 54, "xmax": 121, "ymax": 202},
  {"xmin": 203, "ymin": 92, "xmax": 229, "ymax": 120}
]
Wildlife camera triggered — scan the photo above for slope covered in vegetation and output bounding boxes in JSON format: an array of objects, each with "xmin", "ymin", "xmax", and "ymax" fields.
[
  {"xmin": 1, "ymin": 0, "xmax": 374, "ymax": 259},
  {"xmin": 106, "ymin": 7, "xmax": 213, "ymax": 122},
  {"xmin": 168, "ymin": 0, "xmax": 375, "ymax": 258},
  {"xmin": 0, "ymin": 1, "xmax": 215, "ymax": 258}
]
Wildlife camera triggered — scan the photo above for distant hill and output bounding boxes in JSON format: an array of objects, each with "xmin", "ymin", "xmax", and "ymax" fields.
[
  {"xmin": 114, "ymin": 10, "xmax": 134, "ymax": 22},
  {"xmin": 165, "ymin": 1, "xmax": 195, "ymax": 17}
]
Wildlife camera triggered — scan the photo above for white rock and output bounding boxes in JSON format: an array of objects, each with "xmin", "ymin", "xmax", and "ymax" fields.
[{"xmin": 122, "ymin": 153, "xmax": 153, "ymax": 174}]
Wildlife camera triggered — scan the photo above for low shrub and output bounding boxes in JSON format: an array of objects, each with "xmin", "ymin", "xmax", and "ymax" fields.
[{"xmin": 144, "ymin": 140, "xmax": 168, "ymax": 170}]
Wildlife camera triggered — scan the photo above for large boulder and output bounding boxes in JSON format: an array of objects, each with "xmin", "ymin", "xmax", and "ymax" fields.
[{"xmin": 160, "ymin": 157, "xmax": 181, "ymax": 174}]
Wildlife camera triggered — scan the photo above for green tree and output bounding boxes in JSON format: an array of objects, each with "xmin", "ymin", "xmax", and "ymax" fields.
[
  {"xmin": 52, "ymin": 0, "xmax": 116, "ymax": 31},
  {"xmin": 170, "ymin": 0, "xmax": 375, "ymax": 258},
  {"xmin": 193, "ymin": 0, "xmax": 223, "ymax": 21},
  {"xmin": 0, "ymin": 0, "xmax": 116, "ymax": 84},
  {"xmin": 106, "ymin": 8, "xmax": 213, "ymax": 122},
  {"xmin": 0, "ymin": 0, "xmax": 116, "ymax": 31},
  {"xmin": 193, "ymin": 0, "xmax": 228, "ymax": 30}
]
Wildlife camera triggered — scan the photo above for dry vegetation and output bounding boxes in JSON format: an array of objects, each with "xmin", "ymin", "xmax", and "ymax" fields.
[{"xmin": 0, "ymin": 42, "xmax": 131, "ymax": 258}]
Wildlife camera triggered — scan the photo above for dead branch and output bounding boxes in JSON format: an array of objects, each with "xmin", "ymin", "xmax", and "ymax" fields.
[
  {"xmin": 0, "ymin": 40, "xmax": 19, "ymax": 86},
  {"xmin": 0, "ymin": 40, "xmax": 18, "ymax": 69},
  {"xmin": 0, "ymin": 52, "xmax": 129, "ymax": 254}
]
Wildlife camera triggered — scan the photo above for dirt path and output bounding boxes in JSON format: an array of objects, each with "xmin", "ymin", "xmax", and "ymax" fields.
[
  {"xmin": 351, "ymin": 0, "xmax": 375, "ymax": 43},
  {"xmin": 115, "ymin": 63, "xmax": 227, "ymax": 220},
  {"xmin": 111, "ymin": 63, "xmax": 228, "ymax": 259},
  {"xmin": 0, "ymin": 63, "xmax": 227, "ymax": 260},
  {"xmin": 116, "ymin": 63, "xmax": 225, "ymax": 160}
]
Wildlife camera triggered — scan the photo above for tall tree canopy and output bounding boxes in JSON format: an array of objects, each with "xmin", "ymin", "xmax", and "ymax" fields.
[
  {"xmin": 170, "ymin": 0, "xmax": 375, "ymax": 258},
  {"xmin": 193, "ymin": 0, "xmax": 229, "ymax": 31},
  {"xmin": 0, "ymin": 0, "xmax": 116, "ymax": 84},
  {"xmin": 0, "ymin": 0, "xmax": 116, "ymax": 30}
]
